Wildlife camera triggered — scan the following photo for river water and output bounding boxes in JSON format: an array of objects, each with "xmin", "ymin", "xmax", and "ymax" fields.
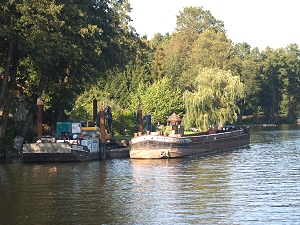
[{"xmin": 1, "ymin": 125, "xmax": 300, "ymax": 224}]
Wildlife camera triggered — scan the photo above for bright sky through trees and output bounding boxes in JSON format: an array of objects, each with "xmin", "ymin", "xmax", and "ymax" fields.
[{"xmin": 129, "ymin": 0, "xmax": 300, "ymax": 50}]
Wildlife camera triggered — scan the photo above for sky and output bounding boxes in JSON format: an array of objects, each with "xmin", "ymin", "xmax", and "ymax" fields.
[{"xmin": 129, "ymin": 0, "xmax": 300, "ymax": 50}]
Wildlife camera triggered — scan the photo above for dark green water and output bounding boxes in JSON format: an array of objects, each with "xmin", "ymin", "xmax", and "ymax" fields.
[{"xmin": 1, "ymin": 125, "xmax": 300, "ymax": 224}]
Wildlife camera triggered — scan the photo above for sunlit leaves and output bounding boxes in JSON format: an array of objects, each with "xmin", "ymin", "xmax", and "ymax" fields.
[
  {"xmin": 175, "ymin": 6, "xmax": 224, "ymax": 37},
  {"xmin": 183, "ymin": 68, "xmax": 244, "ymax": 131},
  {"xmin": 134, "ymin": 77, "xmax": 184, "ymax": 124}
]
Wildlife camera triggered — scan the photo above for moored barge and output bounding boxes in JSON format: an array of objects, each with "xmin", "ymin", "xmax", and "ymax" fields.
[
  {"xmin": 22, "ymin": 140, "xmax": 101, "ymax": 162},
  {"xmin": 129, "ymin": 128, "xmax": 250, "ymax": 159}
]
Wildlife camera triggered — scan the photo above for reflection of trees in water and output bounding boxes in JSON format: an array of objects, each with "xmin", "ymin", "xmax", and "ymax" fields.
[{"xmin": 2, "ymin": 128, "xmax": 300, "ymax": 225}]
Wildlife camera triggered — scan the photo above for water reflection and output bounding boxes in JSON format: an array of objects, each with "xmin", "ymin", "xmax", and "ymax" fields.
[{"xmin": 1, "ymin": 125, "xmax": 300, "ymax": 224}]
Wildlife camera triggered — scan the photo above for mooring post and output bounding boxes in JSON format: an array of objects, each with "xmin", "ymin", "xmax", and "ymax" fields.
[
  {"xmin": 99, "ymin": 104, "xmax": 106, "ymax": 159},
  {"xmin": 93, "ymin": 99, "xmax": 97, "ymax": 126},
  {"xmin": 37, "ymin": 97, "xmax": 43, "ymax": 140},
  {"xmin": 137, "ymin": 104, "xmax": 143, "ymax": 134}
]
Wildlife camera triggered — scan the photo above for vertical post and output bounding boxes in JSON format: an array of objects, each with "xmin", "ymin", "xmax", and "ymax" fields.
[
  {"xmin": 93, "ymin": 99, "xmax": 97, "ymax": 126},
  {"xmin": 37, "ymin": 97, "xmax": 43, "ymax": 140},
  {"xmin": 99, "ymin": 104, "xmax": 106, "ymax": 159},
  {"xmin": 137, "ymin": 104, "xmax": 143, "ymax": 134}
]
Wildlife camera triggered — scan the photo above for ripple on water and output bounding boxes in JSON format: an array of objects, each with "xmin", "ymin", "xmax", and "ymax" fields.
[{"xmin": 1, "ymin": 126, "xmax": 300, "ymax": 224}]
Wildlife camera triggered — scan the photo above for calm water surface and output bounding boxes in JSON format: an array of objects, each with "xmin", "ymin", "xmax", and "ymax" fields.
[{"xmin": 1, "ymin": 125, "xmax": 300, "ymax": 224}]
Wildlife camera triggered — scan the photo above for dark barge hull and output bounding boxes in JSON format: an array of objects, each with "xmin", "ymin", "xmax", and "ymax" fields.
[
  {"xmin": 130, "ymin": 130, "xmax": 250, "ymax": 159},
  {"xmin": 22, "ymin": 142, "xmax": 100, "ymax": 162},
  {"xmin": 106, "ymin": 147, "xmax": 130, "ymax": 158}
]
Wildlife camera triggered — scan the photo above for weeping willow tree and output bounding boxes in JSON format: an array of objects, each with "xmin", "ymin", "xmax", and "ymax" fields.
[{"xmin": 183, "ymin": 67, "xmax": 244, "ymax": 131}]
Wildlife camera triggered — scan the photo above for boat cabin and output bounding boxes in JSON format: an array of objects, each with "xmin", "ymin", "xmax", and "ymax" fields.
[{"xmin": 166, "ymin": 113, "xmax": 184, "ymax": 135}]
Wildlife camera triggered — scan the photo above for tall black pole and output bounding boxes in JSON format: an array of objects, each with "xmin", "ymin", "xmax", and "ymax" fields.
[
  {"xmin": 99, "ymin": 104, "xmax": 106, "ymax": 159},
  {"xmin": 37, "ymin": 97, "xmax": 43, "ymax": 140},
  {"xmin": 137, "ymin": 104, "xmax": 143, "ymax": 134},
  {"xmin": 93, "ymin": 99, "xmax": 97, "ymax": 126}
]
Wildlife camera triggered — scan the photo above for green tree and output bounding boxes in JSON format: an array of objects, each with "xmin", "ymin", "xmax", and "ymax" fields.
[
  {"xmin": 0, "ymin": 0, "xmax": 65, "ymax": 144},
  {"xmin": 235, "ymin": 42, "xmax": 251, "ymax": 59},
  {"xmin": 66, "ymin": 84, "xmax": 116, "ymax": 122},
  {"xmin": 0, "ymin": 0, "xmax": 139, "ymax": 150},
  {"xmin": 181, "ymin": 28, "xmax": 239, "ymax": 92},
  {"xmin": 237, "ymin": 45, "xmax": 262, "ymax": 121},
  {"xmin": 163, "ymin": 6, "xmax": 224, "ymax": 81},
  {"xmin": 183, "ymin": 67, "xmax": 244, "ymax": 131},
  {"xmin": 258, "ymin": 47, "xmax": 286, "ymax": 123},
  {"xmin": 149, "ymin": 33, "xmax": 170, "ymax": 81},
  {"xmin": 280, "ymin": 44, "xmax": 300, "ymax": 122},
  {"xmin": 104, "ymin": 62, "xmax": 151, "ymax": 110},
  {"xmin": 131, "ymin": 77, "xmax": 183, "ymax": 126},
  {"xmin": 175, "ymin": 6, "xmax": 224, "ymax": 46},
  {"xmin": 42, "ymin": 0, "xmax": 137, "ymax": 124}
]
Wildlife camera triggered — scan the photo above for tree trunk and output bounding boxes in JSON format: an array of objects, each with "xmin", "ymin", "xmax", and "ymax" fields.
[
  {"xmin": 55, "ymin": 74, "xmax": 70, "ymax": 122},
  {"xmin": 18, "ymin": 69, "xmax": 49, "ymax": 139},
  {"xmin": 275, "ymin": 101, "xmax": 280, "ymax": 122},
  {"xmin": 0, "ymin": 41, "xmax": 18, "ymax": 139},
  {"xmin": 0, "ymin": 40, "xmax": 15, "ymax": 111},
  {"xmin": 268, "ymin": 107, "xmax": 273, "ymax": 123},
  {"xmin": 288, "ymin": 94, "xmax": 292, "ymax": 123},
  {"xmin": 254, "ymin": 101, "xmax": 258, "ymax": 117},
  {"xmin": 238, "ymin": 97, "xmax": 246, "ymax": 123}
]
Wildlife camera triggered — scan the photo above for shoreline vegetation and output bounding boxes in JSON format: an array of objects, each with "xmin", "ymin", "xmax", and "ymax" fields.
[
  {"xmin": 1, "ymin": 4, "xmax": 300, "ymax": 157},
  {"xmin": 0, "ymin": 123, "xmax": 287, "ymax": 159}
]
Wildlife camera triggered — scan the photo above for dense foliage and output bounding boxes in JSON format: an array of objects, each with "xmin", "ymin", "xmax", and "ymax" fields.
[
  {"xmin": 183, "ymin": 68, "xmax": 244, "ymax": 131},
  {"xmin": 1, "ymin": 3, "xmax": 300, "ymax": 153}
]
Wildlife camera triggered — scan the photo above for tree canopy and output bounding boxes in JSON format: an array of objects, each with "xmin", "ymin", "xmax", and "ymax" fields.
[
  {"xmin": 1, "ymin": 4, "xmax": 300, "ymax": 153},
  {"xmin": 183, "ymin": 68, "xmax": 244, "ymax": 131}
]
